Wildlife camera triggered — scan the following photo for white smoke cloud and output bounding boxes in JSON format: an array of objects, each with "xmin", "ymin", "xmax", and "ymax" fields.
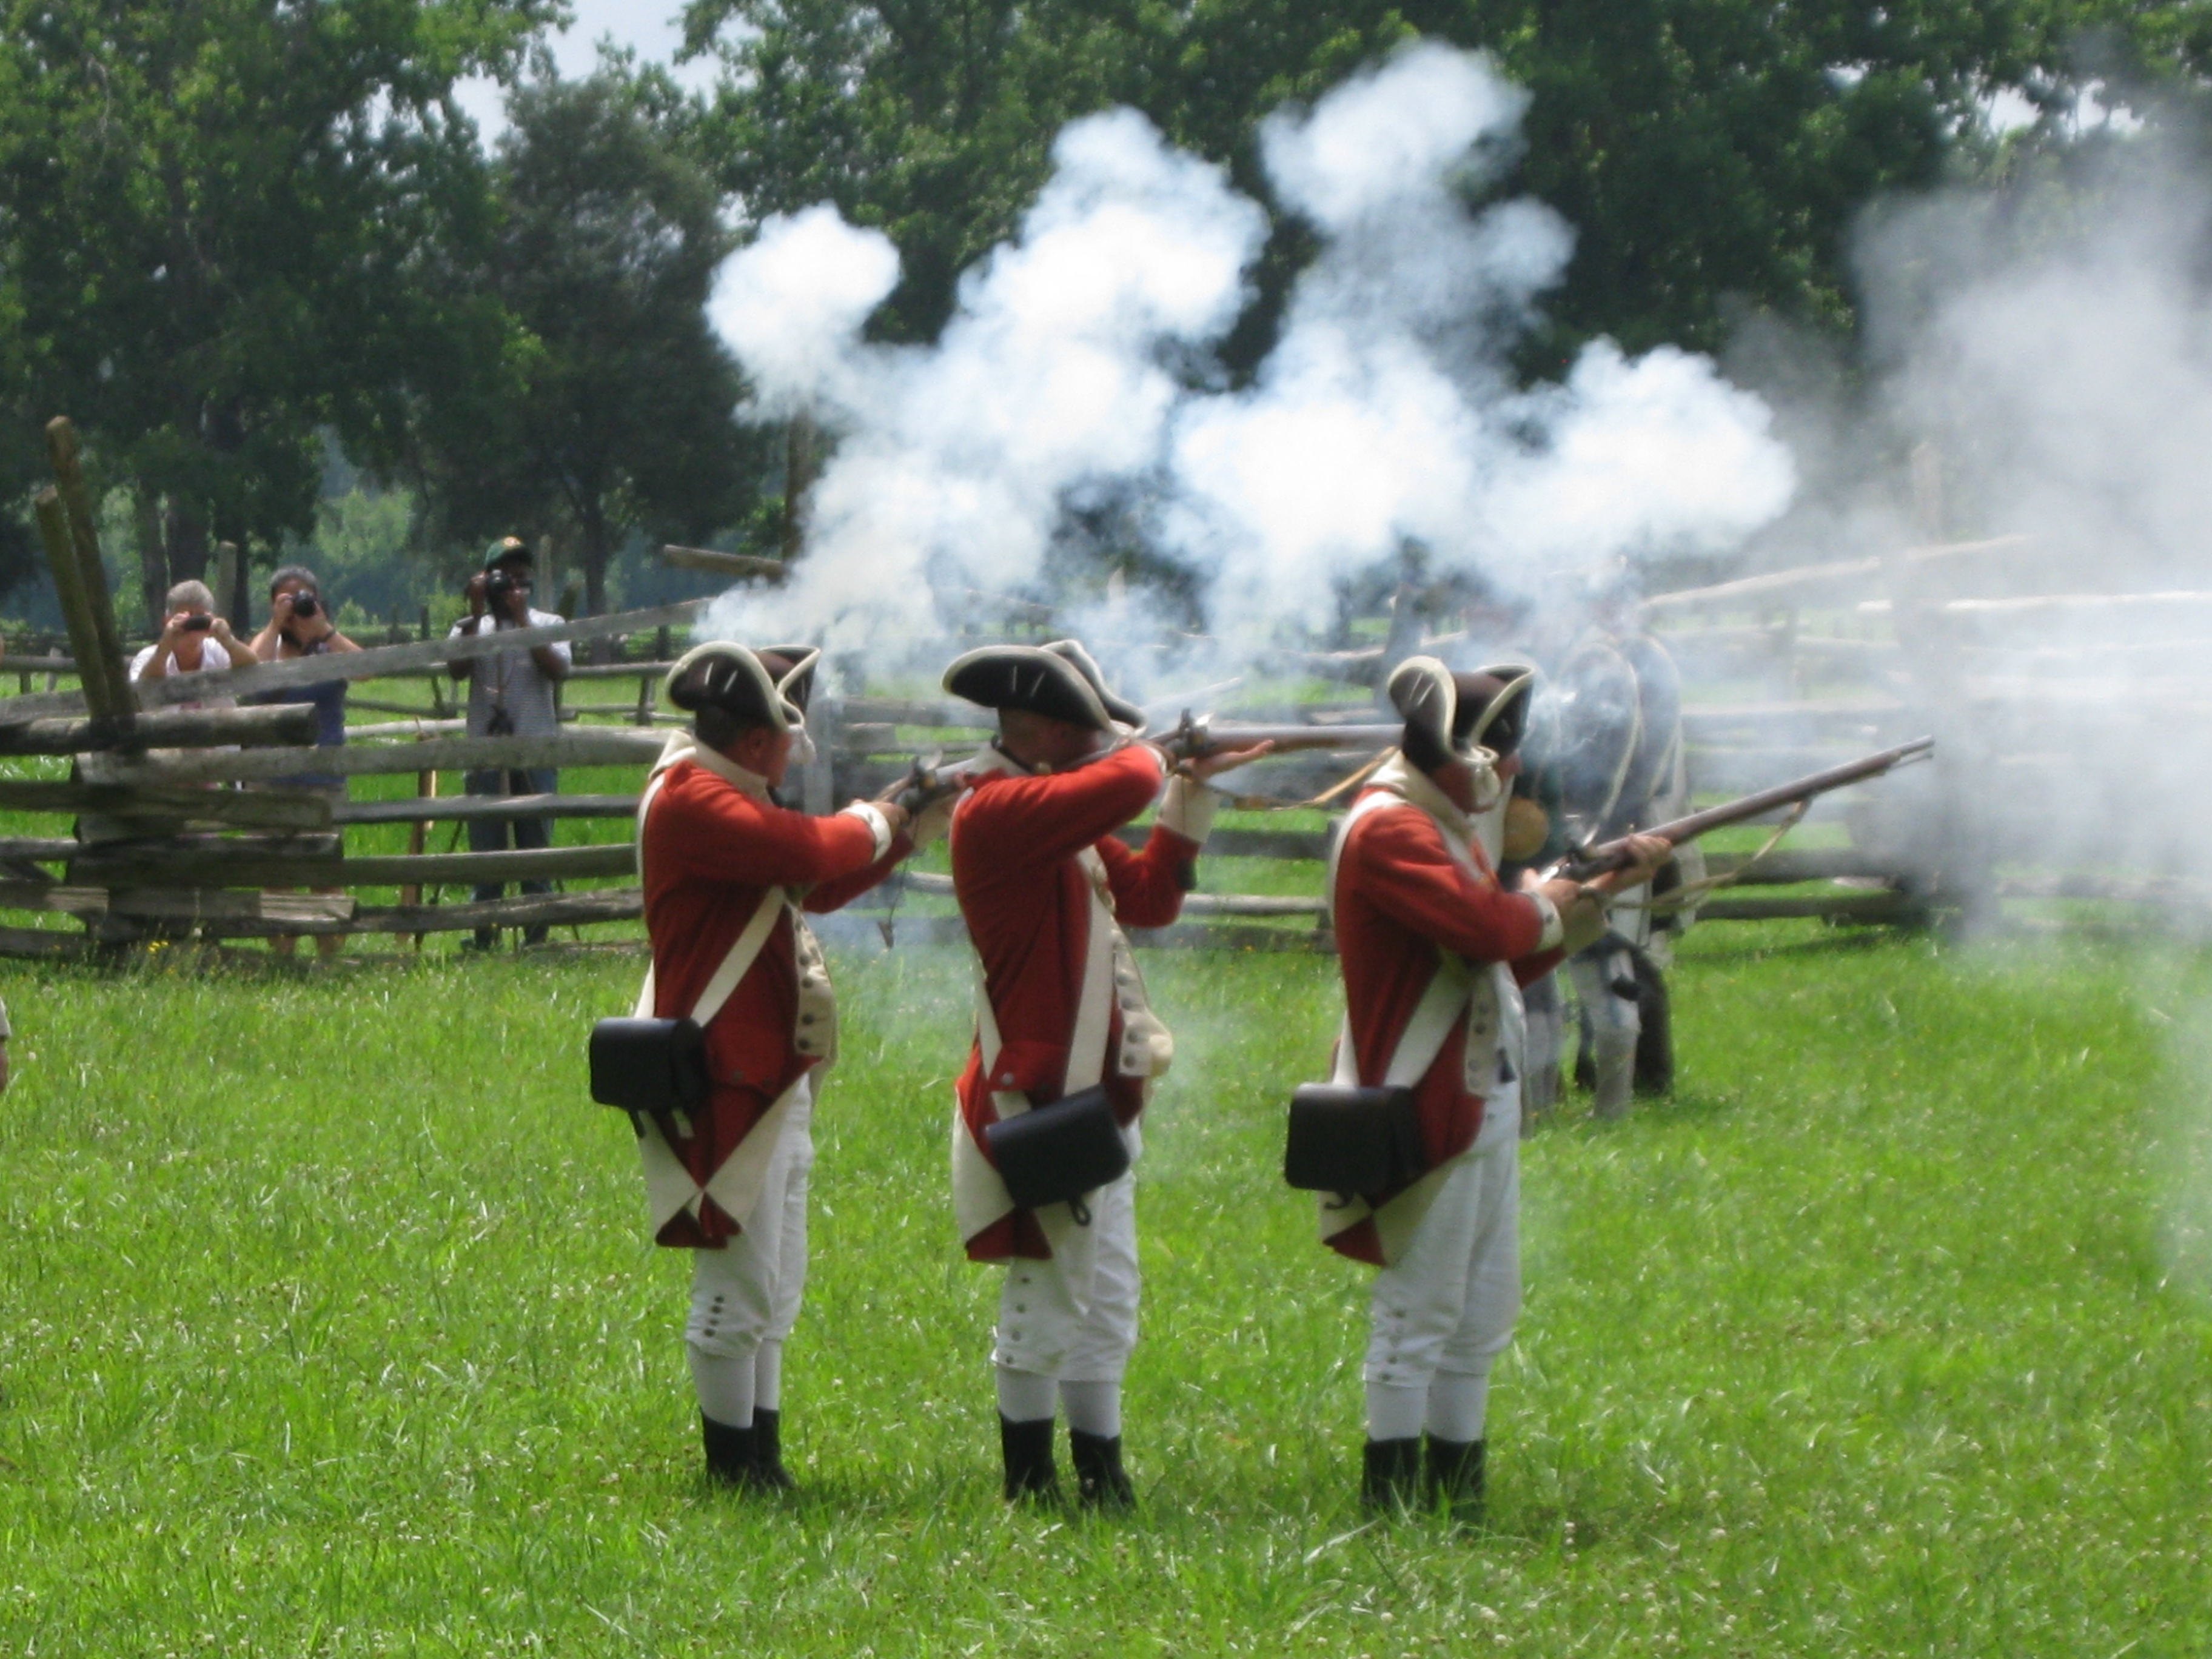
[
  {"xmin": 706, "ymin": 204, "xmax": 900, "ymax": 417},
  {"xmin": 703, "ymin": 41, "xmax": 1795, "ymax": 669},
  {"xmin": 707, "ymin": 109, "xmax": 1265, "ymax": 649},
  {"xmin": 1840, "ymin": 138, "xmax": 2212, "ymax": 888}
]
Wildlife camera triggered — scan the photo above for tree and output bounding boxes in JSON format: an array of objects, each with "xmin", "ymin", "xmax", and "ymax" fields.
[
  {"xmin": 681, "ymin": 0, "xmax": 2212, "ymax": 364},
  {"xmin": 0, "ymin": 0, "xmax": 551, "ymax": 622},
  {"xmin": 412, "ymin": 59, "xmax": 764, "ymax": 616}
]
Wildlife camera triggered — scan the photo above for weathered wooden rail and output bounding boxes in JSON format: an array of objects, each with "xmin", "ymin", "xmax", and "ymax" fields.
[{"xmin": 6, "ymin": 432, "xmax": 2117, "ymax": 957}]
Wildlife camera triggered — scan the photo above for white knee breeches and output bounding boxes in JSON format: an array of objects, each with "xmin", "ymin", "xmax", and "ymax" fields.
[
  {"xmin": 1366, "ymin": 1082, "xmax": 1521, "ymax": 1390},
  {"xmin": 686, "ymin": 1082, "xmax": 815, "ymax": 1361},
  {"xmin": 992, "ymin": 1170, "xmax": 1139, "ymax": 1383}
]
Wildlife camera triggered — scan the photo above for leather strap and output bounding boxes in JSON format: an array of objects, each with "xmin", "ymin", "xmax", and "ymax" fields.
[{"xmin": 629, "ymin": 769, "xmax": 788, "ymax": 1025}]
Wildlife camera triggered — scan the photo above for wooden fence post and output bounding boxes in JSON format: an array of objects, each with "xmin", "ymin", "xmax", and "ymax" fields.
[
  {"xmin": 33, "ymin": 492, "xmax": 125, "ymax": 725},
  {"xmin": 45, "ymin": 419, "xmax": 135, "ymax": 724},
  {"xmin": 803, "ymin": 696, "xmax": 837, "ymax": 814}
]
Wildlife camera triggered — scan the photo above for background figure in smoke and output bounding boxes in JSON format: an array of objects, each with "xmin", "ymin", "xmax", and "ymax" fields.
[
  {"xmin": 1490, "ymin": 679, "xmax": 1574, "ymax": 1125},
  {"xmin": 1537, "ymin": 608, "xmax": 1701, "ymax": 1118}
]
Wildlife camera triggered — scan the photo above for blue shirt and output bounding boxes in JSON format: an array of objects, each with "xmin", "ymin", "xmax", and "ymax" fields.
[{"xmin": 257, "ymin": 639, "xmax": 348, "ymax": 789}]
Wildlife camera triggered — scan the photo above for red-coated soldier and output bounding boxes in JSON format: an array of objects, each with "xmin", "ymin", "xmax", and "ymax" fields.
[
  {"xmin": 632, "ymin": 641, "xmax": 936, "ymax": 1490},
  {"xmin": 1326, "ymin": 656, "xmax": 1668, "ymax": 1516},
  {"xmin": 939, "ymin": 640, "xmax": 1268, "ymax": 1506}
]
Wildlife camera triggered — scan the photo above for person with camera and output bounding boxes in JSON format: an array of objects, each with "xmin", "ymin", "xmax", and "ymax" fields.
[
  {"xmin": 131, "ymin": 580, "xmax": 255, "ymax": 707},
  {"xmin": 634, "ymin": 641, "xmax": 932, "ymax": 1492},
  {"xmin": 1324, "ymin": 658, "xmax": 1669, "ymax": 1520},
  {"xmin": 937, "ymin": 639, "xmax": 1266, "ymax": 1509},
  {"xmin": 446, "ymin": 540, "xmax": 571, "ymax": 950},
  {"xmin": 249, "ymin": 566, "xmax": 363, "ymax": 961}
]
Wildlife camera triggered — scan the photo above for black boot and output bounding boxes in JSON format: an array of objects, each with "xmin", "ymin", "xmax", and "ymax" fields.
[
  {"xmin": 1361, "ymin": 1436, "xmax": 1422, "ymax": 1512},
  {"xmin": 999, "ymin": 1414, "xmax": 1061, "ymax": 1503},
  {"xmin": 702, "ymin": 1414, "xmax": 759, "ymax": 1489},
  {"xmin": 1068, "ymin": 1428, "xmax": 1134, "ymax": 1509},
  {"xmin": 1424, "ymin": 1435, "xmax": 1486, "ymax": 1522},
  {"xmin": 753, "ymin": 1407, "xmax": 797, "ymax": 1492}
]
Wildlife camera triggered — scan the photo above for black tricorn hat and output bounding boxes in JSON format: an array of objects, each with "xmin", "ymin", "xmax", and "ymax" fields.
[
  {"xmin": 754, "ymin": 643, "xmax": 822, "ymax": 716},
  {"xmin": 941, "ymin": 638, "xmax": 1142, "ymax": 731},
  {"xmin": 663, "ymin": 642, "xmax": 807, "ymax": 732},
  {"xmin": 1386, "ymin": 655, "xmax": 1537, "ymax": 765}
]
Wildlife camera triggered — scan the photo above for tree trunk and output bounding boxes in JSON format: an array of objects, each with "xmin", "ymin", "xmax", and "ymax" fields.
[
  {"xmin": 135, "ymin": 488, "xmax": 167, "ymax": 633},
  {"xmin": 165, "ymin": 497, "xmax": 209, "ymax": 585},
  {"xmin": 211, "ymin": 540, "xmax": 247, "ymax": 634},
  {"xmin": 578, "ymin": 501, "xmax": 612, "ymax": 664},
  {"xmin": 580, "ymin": 503, "xmax": 610, "ymax": 619}
]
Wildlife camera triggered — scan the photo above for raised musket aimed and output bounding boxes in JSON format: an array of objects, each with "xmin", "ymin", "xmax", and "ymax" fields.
[{"xmin": 1558, "ymin": 735, "xmax": 1936, "ymax": 879}]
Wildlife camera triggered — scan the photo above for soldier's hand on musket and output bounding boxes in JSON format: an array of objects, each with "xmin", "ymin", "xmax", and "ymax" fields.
[
  {"xmin": 1535, "ymin": 833, "xmax": 1672, "ymax": 908},
  {"xmin": 1171, "ymin": 739, "xmax": 1274, "ymax": 782},
  {"xmin": 870, "ymin": 799, "xmax": 911, "ymax": 837},
  {"xmin": 1584, "ymin": 833, "xmax": 1674, "ymax": 894}
]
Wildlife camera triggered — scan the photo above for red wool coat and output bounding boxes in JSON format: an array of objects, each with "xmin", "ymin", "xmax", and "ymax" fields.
[
  {"xmin": 951, "ymin": 743, "xmax": 1196, "ymax": 1260},
  {"xmin": 1329, "ymin": 782, "xmax": 1563, "ymax": 1265},
  {"xmin": 640, "ymin": 758, "xmax": 907, "ymax": 1247}
]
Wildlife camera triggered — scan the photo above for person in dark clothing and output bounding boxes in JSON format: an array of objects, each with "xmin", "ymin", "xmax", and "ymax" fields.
[{"xmin": 447, "ymin": 540, "xmax": 571, "ymax": 950}]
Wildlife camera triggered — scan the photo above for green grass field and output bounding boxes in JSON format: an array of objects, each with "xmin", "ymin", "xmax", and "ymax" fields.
[{"xmin": 1, "ymin": 922, "xmax": 2208, "ymax": 1655}]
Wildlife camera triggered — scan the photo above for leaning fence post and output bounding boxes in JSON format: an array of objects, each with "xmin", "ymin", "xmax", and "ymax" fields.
[
  {"xmin": 33, "ymin": 492, "xmax": 123, "ymax": 725},
  {"xmin": 45, "ymin": 420, "xmax": 135, "ymax": 725},
  {"xmin": 802, "ymin": 695, "xmax": 837, "ymax": 814}
]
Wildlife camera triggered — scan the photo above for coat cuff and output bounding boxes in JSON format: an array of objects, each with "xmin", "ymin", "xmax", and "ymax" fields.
[
  {"xmin": 1155, "ymin": 774, "xmax": 1216, "ymax": 845},
  {"xmin": 838, "ymin": 801, "xmax": 894, "ymax": 860},
  {"xmin": 1525, "ymin": 890, "xmax": 1564, "ymax": 953}
]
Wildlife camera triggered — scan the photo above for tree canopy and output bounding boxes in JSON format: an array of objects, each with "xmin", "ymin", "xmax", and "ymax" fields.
[
  {"xmin": 0, "ymin": 0, "xmax": 554, "ymax": 613},
  {"xmin": 410, "ymin": 59, "xmax": 763, "ymax": 617},
  {"xmin": 683, "ymin": 0, "xmax": 2212, "ymax": 366},
  {"xmin": 4, "ymin": 0, "xmax": 2208, "ymax": 617}
]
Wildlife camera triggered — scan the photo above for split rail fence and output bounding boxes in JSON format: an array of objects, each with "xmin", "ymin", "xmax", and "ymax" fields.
[{"xmin": 1, "ymin": 423, "xmax": 2159, "ymax": 961}]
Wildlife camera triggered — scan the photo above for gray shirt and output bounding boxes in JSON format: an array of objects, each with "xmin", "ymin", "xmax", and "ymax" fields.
[{"xmin": 449, "ymin": 608, "xmax": 571, "ymax": 739}]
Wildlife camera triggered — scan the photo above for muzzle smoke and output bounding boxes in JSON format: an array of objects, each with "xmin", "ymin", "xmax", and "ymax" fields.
[{"xmin": 702, "ymin": 42, "xmax": 1796, "ymax": 679}]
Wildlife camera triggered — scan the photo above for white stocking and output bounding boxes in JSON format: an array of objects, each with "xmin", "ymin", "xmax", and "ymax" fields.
[{"xmin": 688, "ymin": 1342, "xmax": 756, "ymax": 1428}]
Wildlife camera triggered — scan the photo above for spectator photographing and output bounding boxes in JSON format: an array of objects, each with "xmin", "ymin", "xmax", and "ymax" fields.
[
  {"xmin": 131, "ymin": 580, "xmax": 255, "ymax": 707},
  {"xmin": 250, "ymin": 566, "xmax": 362, "ymax": 961},
  {"xmin": 447, "ymin": 538, "xmax": 571, "ymax": 950}
]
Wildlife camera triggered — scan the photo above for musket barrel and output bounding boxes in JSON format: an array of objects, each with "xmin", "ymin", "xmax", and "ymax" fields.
[
  {"xmin": 1572, "ymin": 736, "xmax": 1934, "ymax": 875},
  {"xmin": 1181, "ymin": 723, "xmax": 1401, "ymax": 752}
]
